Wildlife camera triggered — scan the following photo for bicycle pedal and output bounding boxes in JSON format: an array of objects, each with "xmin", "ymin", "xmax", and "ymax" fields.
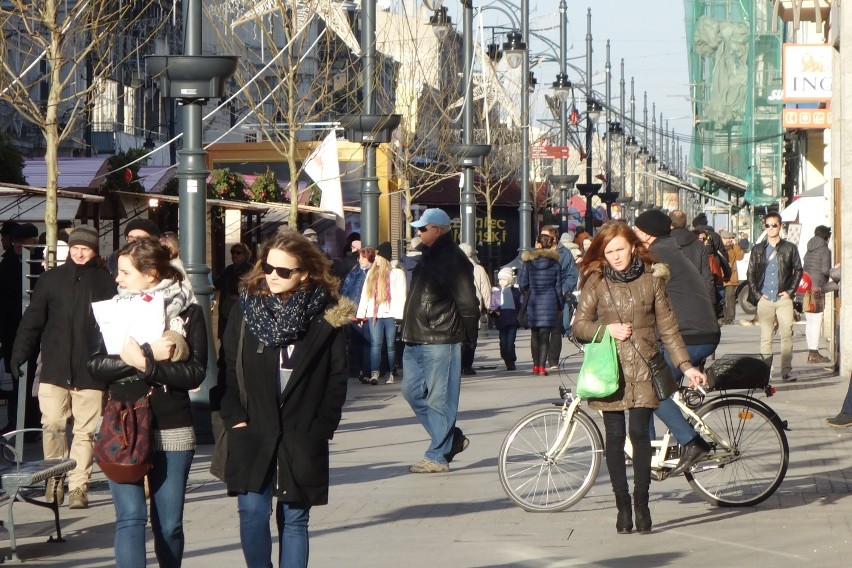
[{"xmin": 650, "ymin": 469, "xmax": 668, "ymax": 482}]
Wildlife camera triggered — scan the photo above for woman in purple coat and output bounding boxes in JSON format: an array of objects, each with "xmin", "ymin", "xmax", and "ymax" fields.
[{"xmin": 519, "ymin": 234, "xmax": 564, "ymax": 375}]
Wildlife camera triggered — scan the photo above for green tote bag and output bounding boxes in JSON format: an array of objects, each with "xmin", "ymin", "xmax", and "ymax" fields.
[{"xmin": 576, "ymin": 326, "xmax": 621, "ymax": 398}]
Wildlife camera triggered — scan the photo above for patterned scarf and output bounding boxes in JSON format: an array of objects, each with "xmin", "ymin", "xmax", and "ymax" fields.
[
  {"xmin": 116, "ymin": 278, "xmax": 196, "ymax": 325},
  {"xmin": 240, "ymin": 286, "xmax": 328, "ymax": 348},
  {"xmin": 604, "ymin": 253, "xmax": 646, "ymax": 283}
]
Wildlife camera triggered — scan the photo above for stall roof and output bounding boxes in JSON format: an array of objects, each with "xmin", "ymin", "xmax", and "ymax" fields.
[{"xmin": 0, "ymin": 182, "xmax": 105, "ymax": 222}]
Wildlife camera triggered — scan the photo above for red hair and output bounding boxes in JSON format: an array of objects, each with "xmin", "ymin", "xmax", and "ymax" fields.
[{"xmin": 579, "ymin": 221, "xmax": 655, "ymax": 287}]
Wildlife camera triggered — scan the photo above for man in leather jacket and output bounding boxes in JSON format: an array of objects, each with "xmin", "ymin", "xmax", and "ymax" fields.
[
  {"xmin": 746, "ymin": 212, "xmax": 803, "ymax": 381},
  {"xmin": 401, "ymin": 208, "xmax": 479, "ymax": 474}
]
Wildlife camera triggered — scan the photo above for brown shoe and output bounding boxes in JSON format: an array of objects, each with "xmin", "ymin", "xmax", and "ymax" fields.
[
  {"xmin": 808, "ymin": 350, "xmax": 831, "ymax": 364},
  {"xmin": 67, "ymin": 488, "xmax": 89, "ymax": 509}
]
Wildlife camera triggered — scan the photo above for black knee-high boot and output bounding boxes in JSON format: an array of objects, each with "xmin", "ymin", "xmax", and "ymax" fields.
[
  {"xmin": 615, "ymin": 492, "xmax": 633, "ymax": 534},
  {"xmin": 634, "ymin": 489, "xmax": 652, "ymax": 534}
]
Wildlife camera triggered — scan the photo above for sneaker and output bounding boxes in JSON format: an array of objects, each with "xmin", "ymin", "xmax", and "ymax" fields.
[
  {"xmin": 444, "ymin": 431, "xmax": 470, "ymax": 463},
  {"xmin": 548, "ymin": 365, "xmax": 559, "ymax": 371},
  {"xmin": 45, "ymin": 476, "xmax": 66, "ymax": 505},
  {"xmin": 409, "ymin": 459, "xmax": 449, "ymax": 473},
  {"xmin": 369, "ymin": 371, "xmax": 380, "ymax": 386},
  {"xmin": 385, "ymin": 375, "xmax": 395, "ymax": 384},
  {"xmin": 781, "ymin": 373, "xmax": 797, "ymax": 382},
  {"xmin": 826, "ymin": 413, "xmax": 852, "ymax": 428},
  {"xmin": 67, "ymin": 488, "xmax": 88, "ymax": 510}
]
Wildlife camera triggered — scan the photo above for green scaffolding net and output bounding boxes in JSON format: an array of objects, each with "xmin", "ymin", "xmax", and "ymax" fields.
[{"xmin": 684, "ymin": 0, "xmax": 784, "ymax": 207}]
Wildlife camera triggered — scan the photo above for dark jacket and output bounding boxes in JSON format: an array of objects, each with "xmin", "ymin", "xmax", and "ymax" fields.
[
  {"xmin": 555, "ymin": 245, "xmax": 579, "ymax": 296},
  {"xmin": 490, "ymin": 286, "xmax": 522, "ymax": 330},
  {"xmin": 87, "ymin": 303, "xmax": 207, "ymax": 431},
  {"xmin": 746, "ymin": 239, "xmax": 803, "ymax": 304},
  {"xmin": 0, "ymin": 250, "xmax": 23, "ymax": 370},
  {"xmin": 340, "ymin": 264, "xmax": 368, "ymax": 303},
  {"xmin": 647, "ymin": 236, "xmax": 720, "ymax": 345},
  {"xmin": 220, "ymin": 297, "xmax": 354, "ymax": 505},
  {"xmin": 519, "ymin": 248, "xmax": 564, "ymax": 328},
  {"xmin": 11, "ymin": 258, "xmax": 115, "ymax": 389},
  {"xmin": 803, "ymin": 236, "xmax": 831, "ymax": 290},
  {"xmin": 572, "ymin": 265, "xmax": 692, "ymax": 411},
  {"xmin": 671, "ymin": 227, "xmax": 716, "ymax": 302},
  {"xmin": 401, "ymin": 233, "xmax": 480, "ymax": 345}
]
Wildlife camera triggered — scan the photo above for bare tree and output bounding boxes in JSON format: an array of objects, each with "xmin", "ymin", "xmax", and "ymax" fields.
[{"xmin": 0, "ymin": 1, "xmax": 166, "ymax": 263}]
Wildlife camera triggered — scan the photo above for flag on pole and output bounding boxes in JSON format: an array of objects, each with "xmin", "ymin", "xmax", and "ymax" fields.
[{"xmin": 303, "ymin": 130, "xmax": 344, "ymax": 228}]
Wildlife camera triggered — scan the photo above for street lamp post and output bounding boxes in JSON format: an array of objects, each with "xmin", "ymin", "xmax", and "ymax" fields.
[
  {"xmin": 575, "ymin": 9, "xmax": 601, "ymax": 235},
  {"xmin": 549, "ymin": 0, "xmax": 577, "ymax": 234},
  {"xmin": 599, "ymin": 40, "xmax": 619, "ymax": 218}
]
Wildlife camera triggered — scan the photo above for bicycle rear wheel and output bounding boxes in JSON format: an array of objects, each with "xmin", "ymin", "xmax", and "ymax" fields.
[
  {"xmin": 686, "ymin": 397, "xmax": 788, "ymax": 507},
  {"xmin": 498, "ymin": 407, "xmax": 602, "ymax": 512}
]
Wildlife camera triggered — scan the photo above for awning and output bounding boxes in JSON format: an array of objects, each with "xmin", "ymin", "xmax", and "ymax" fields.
[
  {"xmin": 645, "ymin": 173, "xmax": 733, "ymax": 205},
  {"xmin": 0, "ymin": 182, "xmax": 105, "ymax": 222},
  {"xmin": 114, "ymin": 191, "xmax": 360, "ymax": 214},
  {"xmin": 22, "ymin": 157, "xmax": 108, "ymax": 191}
]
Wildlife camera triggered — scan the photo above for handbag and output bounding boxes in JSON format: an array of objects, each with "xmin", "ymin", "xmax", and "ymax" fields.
[
  {"xmin": 802, "ymin": 289, "xmax": 816, "ymax": 313},
  {"xmin": 575, "ymin": 326, "xmax": 621, "ymax": 398},
  {"xmin": 516, "ymin": 289, "xmax": 531, "ymax": 329},
  {"xmin": 210, "ymin": 320, "xmax": 248, "ymax": 482},
  {"xmin": 94, "ymin": 388, "xmax": 154, "ymax": 484}
]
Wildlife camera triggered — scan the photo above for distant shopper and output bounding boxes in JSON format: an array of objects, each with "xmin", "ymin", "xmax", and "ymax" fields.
[
  {"xmin": 669, "ymin": 210, "xmax": 715, "ymax": 305},
  {"xmin": 490, "ymin": 267, "xmax": 522, "ymax": 370},
  {"xmin": 401, "ymin": 208, "xmax": 479, "ymax": 473},
  {"xmin": 519, "ymin": 233, "xmax": 564, "ymax": 376},
  {"xmin": 540, "ymin": 224, "xmax": 578, "ymax": 362},
  {"xmin": 459, "ymin": 243, "xmax": 492, "ymax": 376},
  {"xmin": 107, "ymin": 218, "xmax": 161, "ymax": 276},
  {"xmin": 720, "ymin": 230, "xmax": 744, "ymax": 324},
  {"xmin": 802, "ymin": 225, "xmax": 832, "ymax": 364},
  {"xmin": 213, "ymin": 243, "xmax": 253, "ymax": 341},
  {"xmin": 746, "ymin": 212, "xmax": 803, "ymax": 382}
]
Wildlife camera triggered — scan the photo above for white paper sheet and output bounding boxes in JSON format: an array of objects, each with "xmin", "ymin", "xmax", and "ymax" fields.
[{"xmin": 92, "ymin": 293, "xmax": 166, "ymax": 355}]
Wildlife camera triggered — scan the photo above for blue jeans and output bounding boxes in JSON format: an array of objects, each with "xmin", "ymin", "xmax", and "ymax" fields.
[
  {"xmin": 401, "ymin": 343, "xmax": 462, "ymax": 464},
  {"xmin": 650, "ymin": 343, "xmax": 718, "ymax": 445},
  {"xmin": 109, "ymin": 449, "xmax": 194, "ymax": 568},
  {"xmin": 498, "ymin": 327, "xmax": 518, "ymax": 363},
  {"xmin": 238, "ymin": 481, "xmax": 310, "ymax": 568},
  {"xmin": 367, "ymin": 318, "xmax": 396, "ymax": 373}
]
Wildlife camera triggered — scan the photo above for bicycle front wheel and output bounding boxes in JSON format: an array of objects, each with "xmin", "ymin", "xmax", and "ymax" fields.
[
  {"xmin": 686, "ymin": 397, "xmax": 789, "ymax": 507},
  {"xmin": 498, "ymin": 407, "xmax": 602, "ymax": 512}
]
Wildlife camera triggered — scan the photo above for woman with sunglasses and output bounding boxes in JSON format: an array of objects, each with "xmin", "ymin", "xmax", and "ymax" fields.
[
  {"xmin": 220, "ymin": 228, "xmax": 355, "ymax": 568},
  {"xmin": 88, "ymin": 237, "xmax": 205, "ymax": 568}
]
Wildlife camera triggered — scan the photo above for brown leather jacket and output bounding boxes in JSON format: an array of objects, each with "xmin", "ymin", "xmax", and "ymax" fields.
[{"xmin": 573, "ymin": 264, "xmax": 692, "ymax": 411}]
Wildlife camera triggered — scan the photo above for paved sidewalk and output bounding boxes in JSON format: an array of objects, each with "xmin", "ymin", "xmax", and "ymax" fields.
[{"xmin": 4, "ymin": 320, "xmax": 852, "ymax": 567}]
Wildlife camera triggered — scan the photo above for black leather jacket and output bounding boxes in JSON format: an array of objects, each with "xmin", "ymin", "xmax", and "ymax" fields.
[
  {"xmin": 401, "ymin": 232, "xmax": 480, "ymax": 345},
  {"xmin": 746, "ymin": 239, "xmax": 803, "ymax": 304},
  {"xmin": 88, "ymin": 303, "xmax": 207, "ymax": 431}
]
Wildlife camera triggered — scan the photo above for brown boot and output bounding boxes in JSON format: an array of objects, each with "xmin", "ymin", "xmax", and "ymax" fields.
[{"xmin": 808, "ymin": 350, "xmax": 831, "ymax": 364}]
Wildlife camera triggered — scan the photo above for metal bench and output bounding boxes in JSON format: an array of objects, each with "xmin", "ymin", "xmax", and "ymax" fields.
[{"xmin": 0, "ymin": 429, "xmax": 76, "ymax": 563}]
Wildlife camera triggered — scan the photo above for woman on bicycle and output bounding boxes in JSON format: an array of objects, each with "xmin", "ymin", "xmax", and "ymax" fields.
[{"xmin": 572, "ymin": 221, "xmax": 706, "ymax": 535}]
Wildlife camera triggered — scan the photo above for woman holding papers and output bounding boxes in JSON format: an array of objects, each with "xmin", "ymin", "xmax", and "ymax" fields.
[
  {"xmin": 88, "ymin": 237, "xmax": 206, "ymax": 568},
  {"xmin": 220, "ymin": 228, "xmax": 354, "ymax": 568}
]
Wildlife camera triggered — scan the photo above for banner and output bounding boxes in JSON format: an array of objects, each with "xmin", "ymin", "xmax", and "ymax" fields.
[{"xmin": 303, "ymin": 130, "xmax": 344, "ymax": 228}]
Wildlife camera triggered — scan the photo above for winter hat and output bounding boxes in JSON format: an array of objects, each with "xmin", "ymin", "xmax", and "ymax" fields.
[
  {"xmin": 377, "ymin": 241, "xmax": 393, "ymax": 261},
  {"xmin": 560, "ymin": 231, "xmax": 575, "ymax": 248},
  {"xmin": 407, "ymin": 236, "xmax": 422, "ymax": 252},
  {"xmin": 124, "ymin": 218, "xmax": 160, "ymax": 238},
  {"xmin": 691, "ymin": 213, "xmax": 708, "ymax": 229},
  {"xmin": 303, "ymin": 228, "xmax": 318, "ymax": 240},
  {"xmin": 719, "ymin": 230, "xmax": 735, "ymax": 239},
  {"xmin": 11, "ymin": 223, "xmax": 38, "ymax": 241},
  {"xmin": 498, "ymin": 267, "xmax": 514, "ymax": 282},
  {"xmin": 0, "ymin": 221, "xmax": 19, "ymax": 236},
  {"xmin": 68, "ymin": 226, "xmax": 100, "ymax": 252},
  {"xmin": 635, "ymin": 210, "xmax": 672, "ymax": 237}
]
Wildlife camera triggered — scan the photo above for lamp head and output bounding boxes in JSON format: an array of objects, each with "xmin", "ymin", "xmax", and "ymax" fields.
[
  {"xmin": 587, "ymin": 99, "xmax": 603, "ymax": 122},
  {"xmin": 429, "ymin": 7, "xmax": 452, "ymax": 40},
  {"xmin": 502, "ymin": 31, "xmax": 526, "ymax": 69},
  {"xmin": 552, "ymin": 73, "xmax": 572, "ymax": 103}
]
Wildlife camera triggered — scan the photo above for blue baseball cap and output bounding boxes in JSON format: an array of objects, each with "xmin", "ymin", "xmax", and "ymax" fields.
[{"xmin": 410, "ymin": 208, "xmax": 451, "ymax": 228}]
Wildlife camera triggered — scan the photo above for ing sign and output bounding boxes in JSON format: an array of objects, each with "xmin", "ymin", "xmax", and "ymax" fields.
[{"xmin": 783, "ymin": 44, "xmax": 832, "ymax": 102}]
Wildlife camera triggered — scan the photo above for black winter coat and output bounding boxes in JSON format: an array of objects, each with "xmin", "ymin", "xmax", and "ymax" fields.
[
  {"xmin": 401, "ymin": 233, "xmax": 480, "ymax": 345},
  {"xmin": 519, "ymin": 248, "xmax": 564, "ymax": 328},
  {"xmin": 746, "ymin": 239, "xmax": 803, "ymax": 304},
  {"xmin": 87, "ymin": 303, "xmax": 207, "ymax": 431},
  {"xmin": 220, "ymin": 297, "xmax": 354, "ymax": 506},
  {"xmin": 12, "ymin": 258, "xmax": 116, "ymax": 390},
  {"xmin": 671, "ymin": 227, "xmax": 716, "ymax": 302}
]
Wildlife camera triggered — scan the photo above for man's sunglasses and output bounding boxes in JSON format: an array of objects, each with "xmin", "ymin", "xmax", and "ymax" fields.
[
  {"xmin": 261, "ymin": 261, "xmax": 302, "ymax": 279},
  {"xmin": 417, "ymin": 225, "xmax": 431, "ymax": 233},
  {"xmin": 764, "ymin": 223, "xmax": 779, "ymax": 228}
]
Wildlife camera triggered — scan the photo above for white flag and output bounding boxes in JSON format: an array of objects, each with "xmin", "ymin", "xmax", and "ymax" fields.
[{"xmin": 303, "ymin": 130, "xmax": 344, "ymax": 228}]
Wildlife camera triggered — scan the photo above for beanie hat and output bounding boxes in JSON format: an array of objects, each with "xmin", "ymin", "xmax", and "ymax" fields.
[
  {"xmin": 377, "ymin": 241, "xmax": 392, "ymax": 261},
  {"xmin": 498, "ymin": 267, "xmax": 514, "ymax": 282},
  {"xmin": 560, "ymin": 231, "xmax": 575, "ymax": 248},
  {"xmin": 124, "ymin": 218, "xmax": 160, "ymax": 238},
  {"xmin": 68, "ymin": 226, "xmax": 100, "ymax": 252},
  {"xmin": 691, "ymin": 213, "xmax": 708, "ymax": 228},
  {"xmin": 635, "ymin": 210, "xmax": 672, "ymax": 237},
  {"xmin": 11, "ymin": 223, "xmax": 38, "ymax": 241}
]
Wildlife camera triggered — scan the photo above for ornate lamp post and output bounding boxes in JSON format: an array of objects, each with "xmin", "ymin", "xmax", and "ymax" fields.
[{"xmin": 575, "ymin": 10, "xmax": 601, "ymax": 235}]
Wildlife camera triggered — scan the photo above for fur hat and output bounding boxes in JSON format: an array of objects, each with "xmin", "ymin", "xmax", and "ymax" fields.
[
  {"xmin": 635, "ymin": 210, "xmax": 672, "ymax": 237},
  {"xmin": 67, "ymin": 226, "xmax": 100, "ymax": 252}
]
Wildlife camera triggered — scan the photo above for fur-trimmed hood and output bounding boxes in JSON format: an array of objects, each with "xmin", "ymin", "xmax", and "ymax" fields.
[
  {"xmin": 521, "ymin": 248, "xmax": 561, "ymax": 262},
  {"xmin": 651, "ymin": 262, "xmax": 671, "ymax": 283},
  {"xmin": 324, "ymin": 296, "xmax": 356, "ymax": 328}
]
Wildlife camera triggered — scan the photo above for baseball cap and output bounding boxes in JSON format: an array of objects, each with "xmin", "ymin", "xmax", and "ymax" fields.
[{"xmin": 410, "ymin": 208, "xmax": 451, "ymax": 228}]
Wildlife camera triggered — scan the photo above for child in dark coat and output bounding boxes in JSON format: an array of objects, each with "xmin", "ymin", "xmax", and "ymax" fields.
[{"xmin": 490, "ymin": 267, "xmax": 522, "ymax": 371}]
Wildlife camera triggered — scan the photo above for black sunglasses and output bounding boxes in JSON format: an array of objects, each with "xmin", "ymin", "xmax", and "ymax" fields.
[
  {"xmin": 417, "ymin": 226, "xmax": 430, "ymax": 233},
  {"xmin": 765, "ymin": 223, "xmax": 779, "ymax": 228},
  {"xmin": 261, "ymin": 261, "xmax": 302, "ymax": 279}
]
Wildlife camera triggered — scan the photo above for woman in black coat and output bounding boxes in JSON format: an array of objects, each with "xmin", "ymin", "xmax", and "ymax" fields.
[
  {"xmin": 519, "ymin": 233, "xmax": 564, "ymax": 376},
  {"xmin": 221, "ymin": 229, "xmax": 354, "ymax": 568},
  {"xmin": 88, "ymin": 238, "xmax": 206, "ymax": 568}
]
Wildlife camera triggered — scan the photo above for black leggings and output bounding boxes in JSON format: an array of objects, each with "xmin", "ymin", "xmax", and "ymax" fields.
[
  {"xmin": 530, "ymin": 327, "xmax": 553, "ymax": 367},
  {"xmin": 602, "ymin": 408, "xmax": 653, "ymax": 495}
]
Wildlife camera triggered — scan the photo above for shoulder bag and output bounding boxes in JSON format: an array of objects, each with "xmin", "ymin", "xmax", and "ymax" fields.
[
  {"xmin": 575, "ymin": 326, "xmax": 621, "ymax": 398},
  {"xmin": 95, "ymin": 387, "xmax": 154, "ymax": 484},
  {"xmin": 603, "ymin": 278, "xmax": 678, "ymax": 402},
  {"xmin": 210, "ymin": 319, "xmax": 247, "ymax": 482},
  {"xmin": 516, "ymin": 289, "xmax": 531, "ymax": 329}
]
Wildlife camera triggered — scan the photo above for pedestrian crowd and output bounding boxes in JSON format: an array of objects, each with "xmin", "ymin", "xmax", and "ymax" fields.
[{"xmin": 0, "ymin": 203, "xmax": 848, "ymax": 566}]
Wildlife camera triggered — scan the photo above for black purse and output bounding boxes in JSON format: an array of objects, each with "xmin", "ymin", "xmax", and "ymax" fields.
[{"xmin": 516, "ymin": 289, "xmax": 531, "ymax": 329}]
